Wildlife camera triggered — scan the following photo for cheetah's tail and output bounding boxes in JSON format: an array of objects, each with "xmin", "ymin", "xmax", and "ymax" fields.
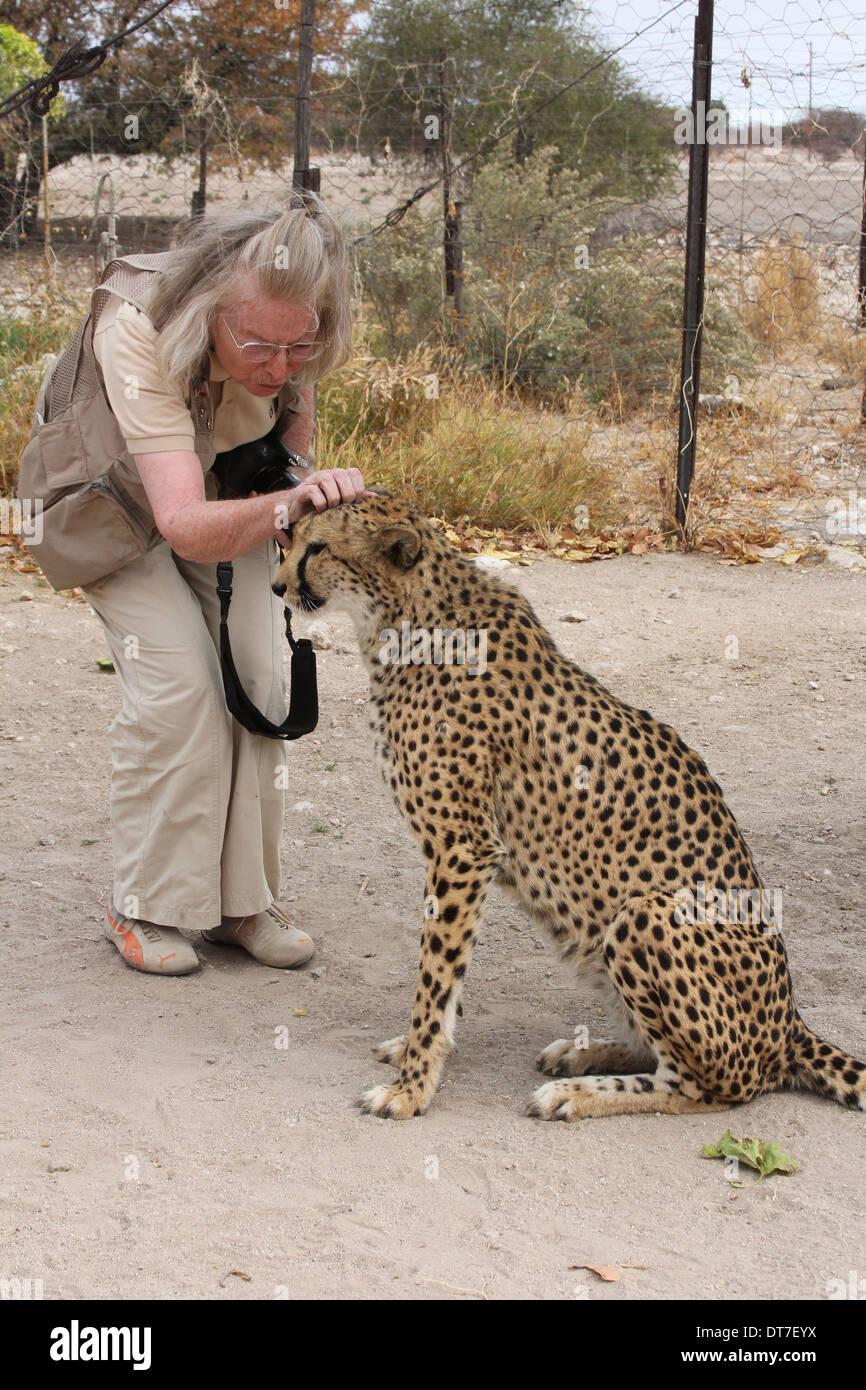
[{"xmin": 790, "ymin": 1018, "xmax": 866, "ymax": 1110}]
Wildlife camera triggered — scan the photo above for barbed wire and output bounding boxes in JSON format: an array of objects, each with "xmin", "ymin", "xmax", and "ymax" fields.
[{"xmin": 0, "ymin": 0, "xmax": 179, "ymax": 121}]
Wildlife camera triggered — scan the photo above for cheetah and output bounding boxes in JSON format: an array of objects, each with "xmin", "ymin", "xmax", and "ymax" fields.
[{"xmin": 272, "ymin": 495, "xmax": 866, "ymax": 1122}]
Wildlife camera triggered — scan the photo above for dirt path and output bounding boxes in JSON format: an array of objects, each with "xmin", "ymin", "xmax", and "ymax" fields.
[{"xmin": 0, "ymin": 551, "xmax": 863, "ymax": 1301}]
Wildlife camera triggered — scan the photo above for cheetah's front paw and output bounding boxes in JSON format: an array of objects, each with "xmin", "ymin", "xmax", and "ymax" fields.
[
  {"xmin": 357, "ymin": 1081, "xmax": 426, "ymax": 1119},
  {"xmin": 374, "ymin": 1034, "xmax": 408, "ymax": 1067}
]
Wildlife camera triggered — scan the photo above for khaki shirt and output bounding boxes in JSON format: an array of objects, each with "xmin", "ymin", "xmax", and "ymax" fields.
[{"xmin": 92, "ymin": 298, "xmax": 306, "ymax": 456}]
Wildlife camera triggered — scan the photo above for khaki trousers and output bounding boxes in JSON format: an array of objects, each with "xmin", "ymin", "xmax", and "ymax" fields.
[{"xmin": 82, "ymin": 533, "xmax": 287, "ymax": 931}]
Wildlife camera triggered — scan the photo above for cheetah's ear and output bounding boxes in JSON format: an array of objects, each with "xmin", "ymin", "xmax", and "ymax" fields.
[{"xmin": 376, "ymin": 521, "xmax": 422, "ymax": 570}]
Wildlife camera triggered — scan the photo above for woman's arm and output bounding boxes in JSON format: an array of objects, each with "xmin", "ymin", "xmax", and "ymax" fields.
[
  {"xmin": 134, "ymin": 448, "xmax": 367, "ymax": 563},
  {"xmin": 281, "ymin": 382, "xmax": 315, "ymax": 459}
]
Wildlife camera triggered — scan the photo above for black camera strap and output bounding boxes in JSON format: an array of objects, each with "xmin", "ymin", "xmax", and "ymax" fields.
[
  {"xmin": 211, "ymin": 408, "xmax": 318, "ymax": 739},
  {"xmin": 215, "ymin": 556, "xmax": 318, "ymax": 740}
]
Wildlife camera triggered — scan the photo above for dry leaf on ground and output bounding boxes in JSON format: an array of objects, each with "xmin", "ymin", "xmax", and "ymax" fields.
[{"xmin": 568, "ymin": 1263, "xmax": 622, "ymax": 1282}]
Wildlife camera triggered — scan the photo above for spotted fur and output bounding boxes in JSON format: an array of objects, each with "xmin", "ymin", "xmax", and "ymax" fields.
[{"xmin": 273, "ymin": 496, "xmax": 866, "ymax": 1122}]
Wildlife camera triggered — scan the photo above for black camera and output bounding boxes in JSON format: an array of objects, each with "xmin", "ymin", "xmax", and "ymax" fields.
[{"xmin": 211, "ymin": 426, "xmax": 306, "ymax": 498}]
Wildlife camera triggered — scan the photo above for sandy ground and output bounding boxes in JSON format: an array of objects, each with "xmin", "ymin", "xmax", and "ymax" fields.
[{"xmin": 0, "ymin": 549, "xmax": 864, "ymax": 1302}]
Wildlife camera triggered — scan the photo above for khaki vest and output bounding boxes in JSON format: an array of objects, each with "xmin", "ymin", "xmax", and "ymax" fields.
[{"xmin": 17, "ymin": 252, "xmax": 302, "ymax": 591}]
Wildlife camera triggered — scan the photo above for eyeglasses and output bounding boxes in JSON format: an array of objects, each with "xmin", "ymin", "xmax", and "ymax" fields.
[{"xmin": 219, "ymin": 315, "xmax": 329, "ymax": 365}]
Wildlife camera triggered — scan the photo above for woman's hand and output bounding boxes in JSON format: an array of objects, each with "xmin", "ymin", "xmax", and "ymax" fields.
[{"xmin": 273, "ymin": 467, "xmax": 376, "ymax": 545}]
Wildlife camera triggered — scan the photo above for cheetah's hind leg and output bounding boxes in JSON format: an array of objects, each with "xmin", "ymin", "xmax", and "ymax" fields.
[
  {"xmin": 535, "ymin": 1036, "xmax": 657, "ymax": 1077},
  {"xmin": 526, "ymin": 1066, "xmax": 729, "ymax": 1121},
  {"xmin": 535, "ymin": 968, "xmax": 658, "ymax": 1076},
  {"xmin": 526, "ymin": 889, "xmax": 765, "ymax": 1121},
  {"xmin": 535, "ymin": 994, "xmax": 657, "ymax": 1077}
]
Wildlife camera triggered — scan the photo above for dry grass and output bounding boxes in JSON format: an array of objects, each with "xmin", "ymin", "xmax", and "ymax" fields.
[
  {"xmin": 741, "ymin": 238, "xmax": 822, "ymax": 348},
  {"xmin": 585, "ymin": 385, "xmax": 832, "ymax": 557},
  {"xmin": 318, "ymin": 358, "xmax": 617, "ymax": 538},
  {"xmin": 824, "ymin": 323, "xmax": 866, "ymax": 380}
]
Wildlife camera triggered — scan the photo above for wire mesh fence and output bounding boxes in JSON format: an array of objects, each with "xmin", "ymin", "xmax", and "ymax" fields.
[{"xmin": 2, "ymin": 0, "xmax": 866, "ymax": 569}]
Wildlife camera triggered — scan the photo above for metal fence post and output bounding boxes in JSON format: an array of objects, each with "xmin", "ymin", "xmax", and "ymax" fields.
[
  {"xmin": 452, "ymin": 199, "xmax": 466, "ymax": 347},
  {"xmin": 293, "ymin": 0, "xmax": 320, "ymax": 196},
  {"xmin": 293, "ymin": 0, "xmax": 320, "ymax": 453},
  {"xmin": 190, "ymin": 34, "xmax": 210, "ymax": 221},
  {"xmin": 858, "ymin": 125, "xmax": 866, "ymax": 328},
  {"xmin": 675, "ymin": 0, "xmax": 714, "ymax": 536},
  {"xmin": 439, "ymin": 48, "xmax": 464, "ymax": 345}
]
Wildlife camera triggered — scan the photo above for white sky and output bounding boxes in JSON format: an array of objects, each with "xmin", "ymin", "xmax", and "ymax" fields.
[{"xmin": 584, "ymin": 0, "xmax": 866, "ymax": 119}]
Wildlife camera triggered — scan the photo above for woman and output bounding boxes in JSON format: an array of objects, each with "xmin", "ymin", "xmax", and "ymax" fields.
[{"xmin": 20, "ymin": 194, "xmax": 367, "ymax": 975}]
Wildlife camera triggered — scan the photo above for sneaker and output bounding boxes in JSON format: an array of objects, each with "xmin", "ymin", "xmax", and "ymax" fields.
[
  {"xmin": 103, "ymin": 906, "xmax": 201, "ymax": 975},
  {"xmin": 202, "ymin": 902, "xmax": 314, "ymax": 968}
]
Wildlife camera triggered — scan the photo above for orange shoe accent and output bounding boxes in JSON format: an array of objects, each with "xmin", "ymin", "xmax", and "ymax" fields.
[
  {"xmin": 123, "ymin": 934, "xmax": 143, "ymax": 967},
  {"xmin": 107, "ymin": 908, "xmax": 141, "ymax": 964},
  {"xmin": 122, "ymin": 933, "xmax": 143, "ymax": 967}
]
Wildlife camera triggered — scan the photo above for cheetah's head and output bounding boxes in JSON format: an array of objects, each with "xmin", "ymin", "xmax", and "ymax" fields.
[{"xmin": 271, "ymin": 492, "xmax": 427, "ymax": 621}]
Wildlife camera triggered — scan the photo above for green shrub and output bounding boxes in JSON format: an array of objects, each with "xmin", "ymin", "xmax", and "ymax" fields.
[{"xmin": 353, "ymin": 147, "xmax": 754, "ymax": 408}]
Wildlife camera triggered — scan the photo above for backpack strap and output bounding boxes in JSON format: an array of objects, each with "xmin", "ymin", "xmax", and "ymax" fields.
[
  {"xmin": 46, "ymin": 313, "xmax": 94, "ymax": 417},
  {"xmin": 91, "ymin": 251, "xmax": 172, "ymax": 336},
  {"xmin": 46, "ymin": 254, "xmax": 172, "ymax": 420}
]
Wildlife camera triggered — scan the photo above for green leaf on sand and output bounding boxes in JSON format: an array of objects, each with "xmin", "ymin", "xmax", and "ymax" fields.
[{"xmin": 703, "ymin": 1129, "xmax": 798, "ymax": 1179}]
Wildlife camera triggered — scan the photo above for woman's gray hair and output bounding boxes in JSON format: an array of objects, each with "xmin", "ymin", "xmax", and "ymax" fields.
[{"xmin": 146, "ymin": 191, "xmax": 352, "ymax": 401}]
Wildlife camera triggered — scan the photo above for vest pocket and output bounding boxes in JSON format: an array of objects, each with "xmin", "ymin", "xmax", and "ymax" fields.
[
  {"xmin": 17, "ymin": 409, "xmax": 91, "ymax": 498},
  {"xmin": 77, "ymin": 472, "xmax": 154, "ymax": 545},
  {"xmin": 27, "ymin": 469, "xmax": 157, "ymax": 590}
]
